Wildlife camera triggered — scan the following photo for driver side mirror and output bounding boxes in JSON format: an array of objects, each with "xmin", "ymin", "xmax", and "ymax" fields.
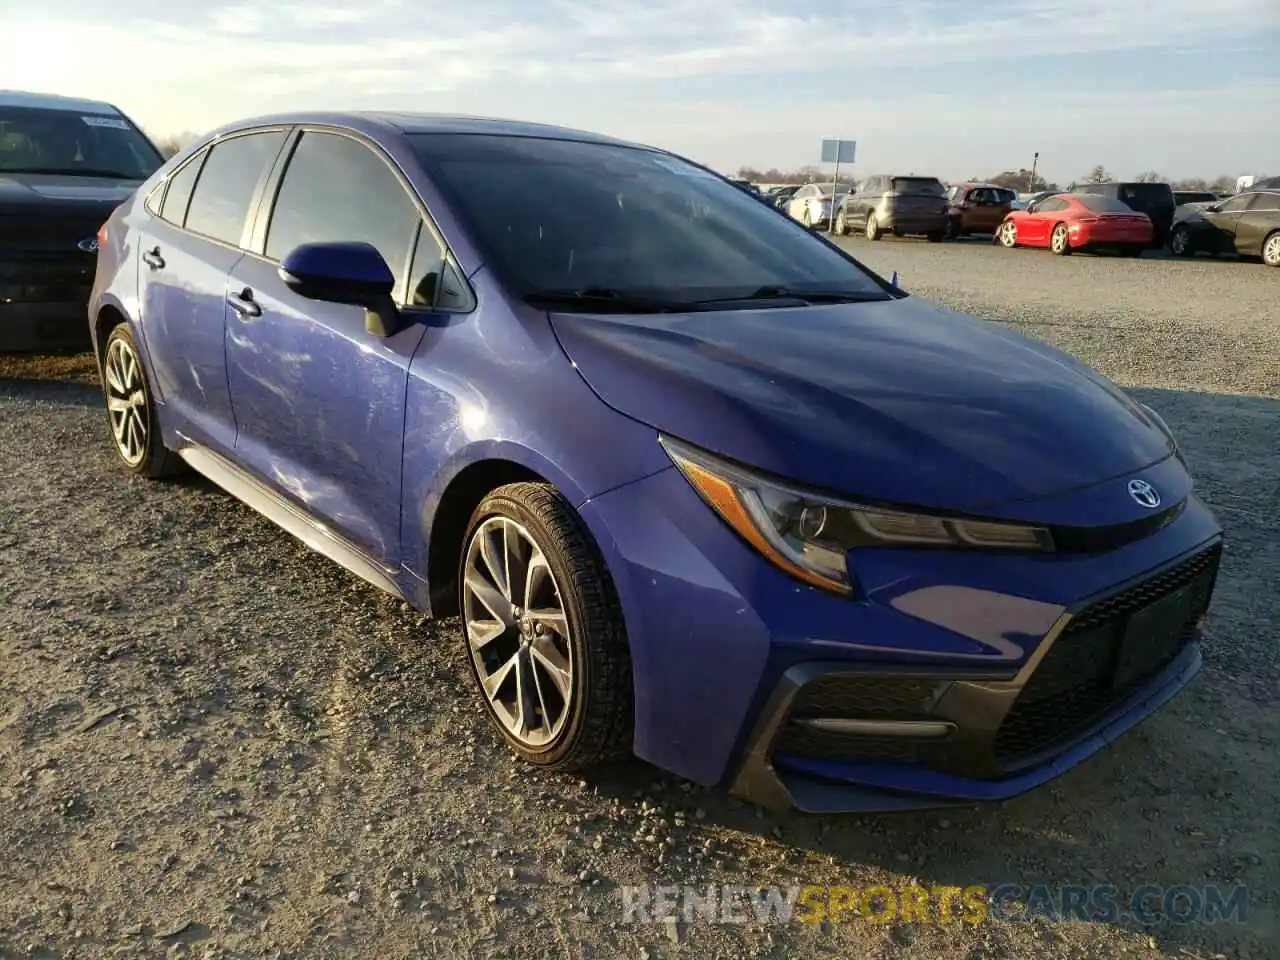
[{"xmin": 279, "ymin": 241, "xmax": 400, "ymax": 337}]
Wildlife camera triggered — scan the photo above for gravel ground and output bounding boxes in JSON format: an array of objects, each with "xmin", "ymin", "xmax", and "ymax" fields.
[{"xmin": 1, "ymin": 240, "xmax": 1277, "ymax": 960}]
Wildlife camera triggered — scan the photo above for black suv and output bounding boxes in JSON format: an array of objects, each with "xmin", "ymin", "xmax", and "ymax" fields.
[
  {"xmin": 1, "ymin": 90, "xmax": 163, "ymax": 352},
  {"xmin": 1068, "ymin": 181, "xmax": 1176, "ymax": 249}
]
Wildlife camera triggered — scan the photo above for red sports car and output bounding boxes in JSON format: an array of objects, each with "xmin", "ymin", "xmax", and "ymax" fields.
[{"xmin": 996, "ymin": 193, "xmax": 1153, "ymax": 256}]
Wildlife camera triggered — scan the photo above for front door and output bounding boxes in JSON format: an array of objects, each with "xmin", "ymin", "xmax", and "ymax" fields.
[
  {"xmin": 1232, "ymin": 193, "xmax": 1280, "ymax": 256},
  {"xmin": 1200, "ymin": 194, "xmax": 1252, "ymax": 253},
  {"xmin": 224, "ymin": 128, "xmax": 429, "ymax": 564}
]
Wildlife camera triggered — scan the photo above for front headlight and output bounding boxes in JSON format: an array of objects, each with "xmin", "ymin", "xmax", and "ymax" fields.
[{"xmin": 660, "ymin": 436, "xmax": 1055, "ymax": 596}]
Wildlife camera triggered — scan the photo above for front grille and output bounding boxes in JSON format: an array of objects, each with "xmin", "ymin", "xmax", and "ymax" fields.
[
  {"xmin": 995, "ymin": 544, "xmax": 1220, "ymax": 766},
  {"xmin": 0, "ymin": 251, "xmax": 95, "ymax": 304}
]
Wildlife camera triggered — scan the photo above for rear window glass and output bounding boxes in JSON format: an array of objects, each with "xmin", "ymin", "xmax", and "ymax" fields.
[
  {"xmin": 892, "ymin": 177, "xmax": 945, "ymax": 195},
  {"xmin": 1116, "ymin": 183, "xmax": 1174, "ymax": 205},
  {"xmin": 1077, "ymin": 195, "xmax": 1138, "ymax": 214}
]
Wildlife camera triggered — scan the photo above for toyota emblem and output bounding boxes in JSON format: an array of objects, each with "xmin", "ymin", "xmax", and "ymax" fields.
[
  {"xmin": 1127, "ymin": 479, "xmax": 1161, "ymax": 509},
  {"xmin": 78, "ymin": 237, "xmax": 99, "ymax": 253}
]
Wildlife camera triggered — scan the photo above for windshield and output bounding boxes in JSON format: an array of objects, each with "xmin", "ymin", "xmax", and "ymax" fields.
[
  {"xmin": 0, "ymin": 106, "xmax": 162, "ymax": 179},
  {"xmin": 892, "ymin": 177, "xmax": 945, "ymax": 195},
  {"xmin": 410, "ymin": 134, "xmax": 888, "ymax": 303},
  {"xmin": 1078, "ymin": 195, "xmax": 1139, "ymax": 214}
]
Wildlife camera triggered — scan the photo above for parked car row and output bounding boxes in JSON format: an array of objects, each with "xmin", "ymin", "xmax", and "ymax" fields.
[{"xmin": 759, "ymin": 169, "xmax": 1279, "ymax": 266}]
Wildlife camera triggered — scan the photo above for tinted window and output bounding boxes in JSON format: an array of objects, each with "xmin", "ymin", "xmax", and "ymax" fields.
[
  {"xmin": 1036, "ymin": 198, "xmax": 1069, "ymax": 213},
  {"xmin": 407, "ymin": 223, "xmax": 471, "ymax": 311},
  {"xmin": 159, "ymin": 152, "xmax": 205, "ymax": 227},
  {"xmin": 185, "ymin": 131, "xmax": 284, "ymax": 245},
  {"xmin": 1218, "ymin": 195, "xmax": 1252, "ymax": 213},
  {"xmin": 410, "ymin": 134, "xmax": 888, "ymax": 302},
  {"xmin": 891, "ymin": 177, "xmax": 945, "ymax": 195},
  {"xmin": 1077, "ymin": 195, "xmax": 1137, "ymax": 214},
  {"xmin": 0, "ymin": 105, "xmax": 161, "ymax": 180},
  {"xmin": 1117, "ymin": 182, "xmax": 1174, "ymax": 206},
  {"xmin": 1249, "ymin": 193, "xmax": 1280, "ymax": 211},
  {"xmin": 265, "ymin": 131, "xmax": 419, "ymax": 287}
]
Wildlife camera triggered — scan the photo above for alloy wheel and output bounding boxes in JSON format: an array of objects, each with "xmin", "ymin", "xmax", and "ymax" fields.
[
  {"xmin": 866, "ymin": 213, "xmax": 879, "ymax": 240},
  {"xmin": 1052, "ymin": 225, "xmax": 1069, "ymax": 254},
  {"xmin": 1263, "ymin": 233, "xmax": 1280, "ymax": 267},
  {"xmin": 1170, "ymin": 227, "xmax": 1190, "ymax": 256},
  {"xmin": 1000, "ymin": 221, "xmax": 1017, "ymax": 247},
  {"xmin": 104, "ymin": 336, "xmax": 149, "ymax": 466},
  {"xmin": 462, "ymin": 516, "xmax": 574, "ymax": 748},
  {"xmin": 835, "ymin": 211, "xmax": 846, "ymax": 235}
]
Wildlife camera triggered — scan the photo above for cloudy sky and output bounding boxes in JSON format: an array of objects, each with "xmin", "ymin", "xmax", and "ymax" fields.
[{"xmin": 3, "ymin": 0, "xmax": 1277, "ymax": 182}]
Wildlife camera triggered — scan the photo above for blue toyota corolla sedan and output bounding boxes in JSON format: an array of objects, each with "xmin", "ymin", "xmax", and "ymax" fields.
[{"xmin": 89, "ymin": 113, "xmax": 1222, "ymax": 812}]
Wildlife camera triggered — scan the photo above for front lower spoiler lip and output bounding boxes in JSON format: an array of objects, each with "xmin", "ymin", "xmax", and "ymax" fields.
[{"xmin": 728, "ymin": 537, "xmax": 1220, "ymax": 814}]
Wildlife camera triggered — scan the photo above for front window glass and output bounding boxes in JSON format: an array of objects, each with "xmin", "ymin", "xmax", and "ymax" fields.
[
  {"xmin": 410, "ymin": 134, "xmax": 888, "ymax": 303},
  {"xmin": 0, "ymin": 106, "xmax": 162, "ymax": 179}
]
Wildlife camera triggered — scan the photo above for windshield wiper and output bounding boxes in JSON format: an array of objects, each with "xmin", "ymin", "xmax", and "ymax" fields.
[
  {"xmin": 0, "ymin": 166, "xmax": 142, "ymax": 180},
  {"xmin": 523, "ymin": 287, "xmax": 694, "ymax": 313},
  {"xmin": 694, "ymin": 285, "xmax": 890, "ymax": 305}
]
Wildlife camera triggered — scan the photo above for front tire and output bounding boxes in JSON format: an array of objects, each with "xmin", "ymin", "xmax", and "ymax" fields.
[
  {"xmin": 835, "ymin": 210, "xmax": 848, "ymax": 235},
  {"xmin": 865, "ymin": 212, "xmax": 881, "ymax": 241},
  {"xmin": 459, "ymin": 482, "xmax": 633, "ymax": 772},
  {"xmin": 1169, "ymin": 225, "xmax": 1194, "ymax": 257},
  {"xmin": 101, "ymin": 324, "xmax": 182, "ymax": 478},
  {"xmin": 998, "ymin": 220, "xmax": 1018, "ymax": 248},
  {"xmin": 1051, "ymin": 223, "xmax": 1072, "ymax": 255},
  {"xmin": 1262, "ymin": 231, "xmax": 1280, "ymax": 267}
]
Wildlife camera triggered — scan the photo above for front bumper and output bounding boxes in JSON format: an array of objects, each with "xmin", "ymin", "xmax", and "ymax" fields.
[
  {"xmin": 578, "ymin": 459, "xmax": 1223, "ymax": 811},
  {"xmin": 0, "ymin": 302, "xmax": 93, "ymax": 353},
  {"xmin": 731, "ymin": 543, "xmax": 1217, "ymax": 812}
]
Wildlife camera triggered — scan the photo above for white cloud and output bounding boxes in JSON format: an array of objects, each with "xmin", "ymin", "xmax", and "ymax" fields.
[{"xmin": 0, "ymin": 0, "xmax": 1275, "ymax": 174}]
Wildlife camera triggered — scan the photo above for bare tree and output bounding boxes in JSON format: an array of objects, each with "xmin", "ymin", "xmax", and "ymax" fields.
[
  {"xmin": 1209, "ymin": 174, "xmax": 1237, "ymax": 193},
  {"xmin": 987, "ymin": 169, "xmax": 1056, "ymax": 192},
  {"xmin": 1083, "ymin": 165, "xmax": 1113, "ymax": 184},
  {"xmin": 149, "ymin": 130, "xmax": 201, "ymax": 159},
  {"xmin": 1133, "ymin": 170, "xmax": 1165, "ymax": 183}
]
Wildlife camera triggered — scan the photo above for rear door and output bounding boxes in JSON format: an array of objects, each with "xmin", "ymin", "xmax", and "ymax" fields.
[
  {"xmin": 224, "ymin": 128, "xmax": 429, "ymax": 563},
  {"xmin": 135, "ymin": 129, "xmax": 287, "ymax": 453},
  {"xmin": 1233, "ymin": 192, "xmax": 1280, "ymax": 256}
]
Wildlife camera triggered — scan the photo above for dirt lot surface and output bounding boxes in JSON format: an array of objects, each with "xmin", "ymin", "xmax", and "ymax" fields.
[{"xmin": 1, "ymin": 240, "xmax": 1277, "ymax": 959}]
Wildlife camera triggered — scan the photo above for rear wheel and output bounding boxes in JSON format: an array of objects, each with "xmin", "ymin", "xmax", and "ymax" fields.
[
  {"xmin": 459, "ymin": 482, "xmax": 632, "ymax": 771},
  {"xmin": 1169, "ymin": 224, "xmax": 1194, "ymax": 257},
  {"xmin": 1051, "ymin": 223, "xmax": 1072, "ymax": 255},
  {"xmin": 101, "ymin": 324, "xmax": 182, "ymax": 478},
  {"xmin": 998, "ymin": 220, "xmax": 1018, "ymax": 248},
  {"xmin": 1262, "ymin": 231, "xmax": 1280, "ymax": 267},
  {"xmin": 865, "ymin": 212, "xmax": 881, "ymax": 241}
]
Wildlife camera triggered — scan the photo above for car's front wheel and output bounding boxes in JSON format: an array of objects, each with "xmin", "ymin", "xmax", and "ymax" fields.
[
  {"xmin": 101, "ymin": 324, "xmax": 182, "ymax": 478},
  {"xmin": 998, "ymin": 220, "xmax": 1018, "ymax": 248},
  {"xmin": 459, "ymin": 482, "xmax": 632, "ymax": 771},
  {"xmin": 835, "ymin": 210, "xmax": 848, "ymax": 235}
]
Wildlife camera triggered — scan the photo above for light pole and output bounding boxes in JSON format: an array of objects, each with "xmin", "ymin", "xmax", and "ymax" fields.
[{"xmin": 1028, "ymin": 152, "xmax": 1040, "ymax": 192}]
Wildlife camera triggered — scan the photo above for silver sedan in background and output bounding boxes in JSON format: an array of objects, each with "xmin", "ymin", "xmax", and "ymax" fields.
[{"xmin": 786, "ymin": 183, "xmax": 850, "ymax": 227}]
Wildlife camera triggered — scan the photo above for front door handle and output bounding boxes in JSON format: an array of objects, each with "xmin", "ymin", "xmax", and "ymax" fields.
[
  {"xmin": 142, "ymin": 247, "xmax": 165, "ymax": 270},
  {"xmin": 226, "ymin": 287, "xmax": 262, "ymax": 319}
]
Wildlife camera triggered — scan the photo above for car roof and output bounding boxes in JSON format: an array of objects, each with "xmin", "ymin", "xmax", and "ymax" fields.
[
  {"xmin": 209, "ymin": 111, "xmax": 642, "ymax": 149},
  {"xmin": 0, "ymin": 89, "xmax": 122, "ymax": 114}
]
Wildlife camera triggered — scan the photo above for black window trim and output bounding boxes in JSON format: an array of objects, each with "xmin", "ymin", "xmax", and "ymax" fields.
[
  {"xmin": 150, "ymin": 125, "xmax": 291, "ymax": 252},
  {"xmin": 147, "ymin": 147, "xmax": 212, "ymax": 228},
  {"xmin": 244, "ymin": 123, "xmax": 475, "ymax": 314}
]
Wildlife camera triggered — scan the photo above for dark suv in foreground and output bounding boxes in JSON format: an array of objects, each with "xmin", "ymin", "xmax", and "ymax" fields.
[
  {"xmin": 836, "ymin": 175, "xmax": 949, "ymax": 241},
  {"xmin": 0, "ymin": 90, "xmax": 162, "ymax": 352},
  {"xmin": 1069, "ymin": 181, "xmax": 1176, "ymax": 249}
]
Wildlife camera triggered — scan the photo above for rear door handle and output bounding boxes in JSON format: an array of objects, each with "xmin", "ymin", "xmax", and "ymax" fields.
[
  {"xmin": 226, "ymin": 287, "xmax": 262, "ymax": 319},
  {"xmin": 142, "ymin": 247, "xmax": 165, "ymax": 270}
]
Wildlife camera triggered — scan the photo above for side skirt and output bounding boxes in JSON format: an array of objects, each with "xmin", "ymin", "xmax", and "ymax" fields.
[{"xmin": 177, "ymin": 443, "xmax": 405, "ymax": 600}]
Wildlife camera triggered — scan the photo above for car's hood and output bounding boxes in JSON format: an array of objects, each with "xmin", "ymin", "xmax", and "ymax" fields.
[
  {"xmin": 550, "ymin": 297, "xmax": 1174, "ymax": 511},
  {"xmin": 0, "ymin": 172, "xmax": 142, "ymax": 212}
]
